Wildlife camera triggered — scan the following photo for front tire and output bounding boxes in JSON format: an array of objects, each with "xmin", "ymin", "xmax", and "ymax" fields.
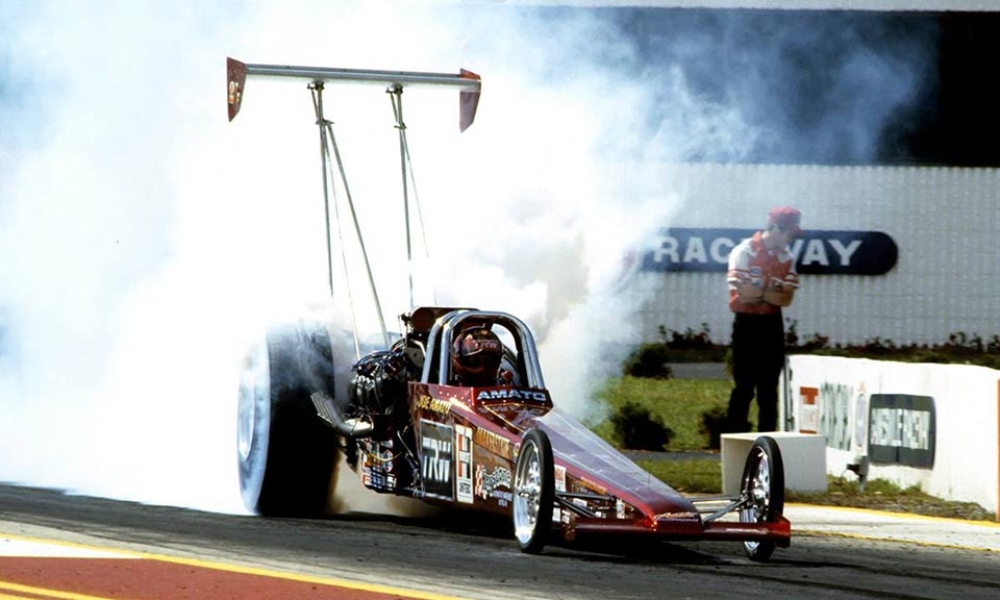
[
  {"xmin": 513, "ymin": 428, "xmax": 555, "ymax": 554},
  {"xmin": 739, "ymin": 435, "xmax": 785, "ymax": 562},
  {"xmin": 237, "ymin": 322, "xmax": 340, "ymax": 517}
]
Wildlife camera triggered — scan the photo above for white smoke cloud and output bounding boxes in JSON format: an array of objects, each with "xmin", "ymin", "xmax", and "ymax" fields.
[{"xmin": 0, "ymin": 1, "xmax": 742, "ymax": 513}]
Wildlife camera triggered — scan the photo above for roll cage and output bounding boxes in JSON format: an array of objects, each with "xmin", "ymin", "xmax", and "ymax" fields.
[{"xmin": 397, "ymin": 307, "xmax": 546, "ymax": 389}]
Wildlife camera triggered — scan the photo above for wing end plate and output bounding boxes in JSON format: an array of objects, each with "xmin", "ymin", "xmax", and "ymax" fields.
[
  {"xmin": 459, "ymin": 69, "xmax": 481, "ymax": 132},
  {"xmin": 227, "ymin": 57, "xmax": 248, "ymax": 122}
]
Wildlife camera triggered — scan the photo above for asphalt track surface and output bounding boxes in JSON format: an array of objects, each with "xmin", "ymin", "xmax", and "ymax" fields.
[{"xmin": 2, "ymin": 484, "xmax": 999, "ymax": 600}]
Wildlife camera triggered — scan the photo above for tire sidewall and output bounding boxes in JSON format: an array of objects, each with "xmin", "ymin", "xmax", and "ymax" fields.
[
  {"xmin": 740, "ymin": 435, "xmax": 785, "ymax": 561},
  {"xmin": 237, "ymin": 338, "xmax": 270, "ymax": 511},
  {"xmin": 237, "ymin": 322, "xmax": 340, "ymax": 516},
  {"xmin": 514, "ymin": 428, "xmax": 555, "ymax": 553}
]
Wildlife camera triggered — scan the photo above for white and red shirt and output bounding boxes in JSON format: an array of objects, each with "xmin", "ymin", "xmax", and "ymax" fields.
[{"xmin": 727, "ymin": 231, "xmax": 799, "ymax": 315}]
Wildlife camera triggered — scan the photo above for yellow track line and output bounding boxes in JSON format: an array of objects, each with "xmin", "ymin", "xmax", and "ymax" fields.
[
  {"xmin": 0, "ymin": 580, "xmax": 119, "ymax": 600},
  {"xmin": 0, "ymin": 532, "xmax": 473, "ymax": 600},
  {"xmin": 788, "ymin": 503, "xmax": 1000, "ymax": 552},
  {"xmin": 794, "ymin": 529, "xmax": 1000, "ymax": 553},
  {"xmin": 789, "ymin": 503, "xmax": 1000, "ymax": 528}
]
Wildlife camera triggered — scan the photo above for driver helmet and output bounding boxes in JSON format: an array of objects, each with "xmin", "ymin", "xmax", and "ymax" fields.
[{"xmin": 451, "ymin": 326, "xmax": 503, "ymax": 386}]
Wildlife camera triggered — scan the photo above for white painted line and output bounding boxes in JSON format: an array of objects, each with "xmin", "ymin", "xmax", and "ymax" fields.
[
  {"xmin": 0, "ymin": 536, "xmax": 137, "ymax": 558},
  {"xmin": 786, "ymin": 504, "xmax": 1000, "ymax": 552}
]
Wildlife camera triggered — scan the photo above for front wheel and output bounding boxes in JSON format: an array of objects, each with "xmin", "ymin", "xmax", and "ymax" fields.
[
  {"xmin": 512, "ymin": 428, "xmax": 555, "ymax": 554},
  {"xmin": 739, "ymin": 435, "xmax": 785, "ymax": 562}
]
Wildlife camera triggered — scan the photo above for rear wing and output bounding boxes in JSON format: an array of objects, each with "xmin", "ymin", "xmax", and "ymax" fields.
[{"xmin": 226, "ymin": 57, "xmax": 482, "ymax": 131}]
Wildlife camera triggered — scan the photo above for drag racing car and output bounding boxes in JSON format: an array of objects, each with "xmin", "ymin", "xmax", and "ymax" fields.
[
  {"xmin": 228, "ymin": 58, "xmax": 790, "ymax": 560},
  {"xmin": 237, "ymin": 306, "xmax": 790, "ymax": 559}
]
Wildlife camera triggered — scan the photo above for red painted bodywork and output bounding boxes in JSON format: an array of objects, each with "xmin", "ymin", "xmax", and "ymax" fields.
[{"xmin": 405, "ymin": 381, "xmax": 791, "ymax": 547}]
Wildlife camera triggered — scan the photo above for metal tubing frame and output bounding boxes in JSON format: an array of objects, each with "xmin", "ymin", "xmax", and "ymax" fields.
[
  {"xmin": 228, "ymin": 57, "xmax": 481, "ymax": 129},
  {"xmin": 308, "ymin": 83, "xmax": 390, "ymax": 352},
  {"xmin": 240, "ymin": 62, "xmax": 481, "ymax": 90},
  {"xmin": 388, "ymin": 86, "xmax": 415, "ymax": 309},
  {"xmin": 227, "ymin": 57, "xmax": 481, "ymax": 352},
  {"xmin": 422, "ymin": 310, "xmax": 546, "ymax": 388}
]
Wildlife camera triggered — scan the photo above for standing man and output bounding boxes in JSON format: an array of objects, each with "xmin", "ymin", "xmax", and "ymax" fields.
[{"xmin": 725, "ymin": 206, "xmax": 803, "ymax": 433}]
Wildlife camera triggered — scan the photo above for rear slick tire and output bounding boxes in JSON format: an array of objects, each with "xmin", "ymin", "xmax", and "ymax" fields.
[
  {"xmin": 512, "ymin": 428, "xmax": 555, "ymax": 554},
  {"xmin": 237, "ymin": 322, "xmax": 340, "ymax": 517},
  {"xmin": 739, "ymin": 435, "xmax": 785, "ymax": 562}
]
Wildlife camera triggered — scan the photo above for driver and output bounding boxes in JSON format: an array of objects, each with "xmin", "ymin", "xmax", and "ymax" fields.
[{"xmin": 451, "ymin": 326, "xmax": 504, "ymax": 387}]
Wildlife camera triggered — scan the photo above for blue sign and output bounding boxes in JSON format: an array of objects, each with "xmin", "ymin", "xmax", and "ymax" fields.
[{"xmin": 642, "ymin": 228, "xmax": 898, "ymax": 275}]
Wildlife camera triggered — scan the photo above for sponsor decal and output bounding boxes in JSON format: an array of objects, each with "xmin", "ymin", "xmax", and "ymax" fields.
[
  {"xmin": 655, "ymin": 511, "xmax": 699, "ymax": 520},
  {"xmin": 555, "ymin": 464, "xmax": 567, "ymax": 493},
  {"xmin": 476, "ymin": 388, "xmax": 550, "ymax": 403},
  {"xmin": 479, "ymin": 404, "xmax": 550, "ymax": 426},
  {"xmin": 474, "ymin": 428, "xmax": 513, "ymax": 460},
  {"xmin": 867, "ymin": 394, "xmax": 936, "ymax": 468},
  {"xmin": 474, "ymin": 464, "xmax": 513, "ymax": 507},
  {"xmin": 572, "ymin": 474, "xmax": 608, "ymax": 497},
  {"xmin": 362, "ymin": 470, "xmax": 396, "ymax": 491},
  {"xmin": 415, "ymin": 394, "xmax": 452, "ymax": 414},
  {"xmin": 798, "ymin": 386, "xmax": 819, "ymax": 434},
  {"xmin": 552, "ymin": 465, "xmax": 573, "ymax": 525},
  {"xmin": 853, "ymin": 384, "xmax": 869, "ymax": 455},
  {"xmin": 484, "ymin": 404, "xmax": 551, "ymax": 422},
  {"xmin": 643, "ymin": 228, "xmax": 898, "ymax": 275},
  {"xmin": 803, "ymin": 382, "xmax": 870, "ymax": 452},
  {"xmin": 819, "ymin": 382, "xmax": 853, "ymax": 450},
  {"xmin": 360, "ymin": 439, "xmax": 398, "ymax": 492},
  {"xmin": 455, "ymin": 425, "xmax": 474, "ymax": 504},
  {"xmin": 421, "ymin": 420, "xmax": 454, "ymax": 499}
]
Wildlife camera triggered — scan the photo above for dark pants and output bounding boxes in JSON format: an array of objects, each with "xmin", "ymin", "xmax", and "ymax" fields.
[{"xmin": 727, "ymin": 311, "xmax": 786, "ymax": 433}]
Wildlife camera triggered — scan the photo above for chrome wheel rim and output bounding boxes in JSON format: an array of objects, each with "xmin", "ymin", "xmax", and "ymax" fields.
[
  {"xmin": 741, "ymin": 450, "xmax": 771, "ymax": 551},
  {"xmin": 513, "ymin": 440, "xmax": 542, "ymax": 545}
]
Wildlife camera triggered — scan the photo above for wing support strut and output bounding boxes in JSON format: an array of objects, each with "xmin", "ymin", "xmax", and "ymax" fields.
[
  {"xmin": 309, "ymin": 82, "xmax": 388, "ymax": 356},
  {"xmin": 226, "ymin": 57, "xmax": 481, "ymax": 356}
]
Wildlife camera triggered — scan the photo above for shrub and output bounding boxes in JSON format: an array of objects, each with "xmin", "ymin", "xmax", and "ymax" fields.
[
  {"xmin": 700, "ymin": 404, "xmax": 729, "ymax": 450},
  {"xmin": 621, "ymin": 345, "xmax": 674, "ymax": 379},
  {"xmin": 622, "ymin": 323, "xmax": 729, "ymax": 378},
  {"xmin": 661, "ymin": 323, "xmax": 714, "ymax": 349},
  {"xmin": 781, "ymin": 321, "xmax": 1000, "ymax": 368},
  {"xmin": 610, "ymin": 401, "xmax": 674, "ymax": 451}
]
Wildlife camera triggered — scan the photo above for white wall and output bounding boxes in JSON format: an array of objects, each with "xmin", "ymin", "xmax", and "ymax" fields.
[
  {"xmin": 632, "ymin": 164, "xmax": 1000, "ymax": 347},
  {"xmin": 782, "ymin": 354, "xmax": 999, "ymax": 517}
]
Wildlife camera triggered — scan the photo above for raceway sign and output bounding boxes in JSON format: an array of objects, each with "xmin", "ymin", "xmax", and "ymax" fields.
[{"xmin": 642, "ymin": 228, "xmax": 898, "ymax": 275}]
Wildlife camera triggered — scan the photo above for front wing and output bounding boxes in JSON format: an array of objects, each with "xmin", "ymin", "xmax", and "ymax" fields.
[{"xmin": 560, "ymin": 513, "xmax": 792, "ymax": 546}]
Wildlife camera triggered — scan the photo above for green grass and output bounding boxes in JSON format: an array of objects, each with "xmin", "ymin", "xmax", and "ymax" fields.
[
  {"xmin": 787, "ymin": 478, "xmax": 996, "ymax": 521},
  {"xmin": 592, "ymin": 375, "xmax": 730, "ymax": 494},
  {"xmin": 592, "ymin": 376, "xmax": 745, "ymax": 451},
  {"xmin": 633, "ymin": 459, "xmax": 722, "ymax": 495}
]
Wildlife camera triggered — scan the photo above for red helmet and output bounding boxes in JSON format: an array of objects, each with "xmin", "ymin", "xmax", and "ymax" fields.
[{"xmin": 451, "ymin": 327, "xmax": 503, "ymax": 386}]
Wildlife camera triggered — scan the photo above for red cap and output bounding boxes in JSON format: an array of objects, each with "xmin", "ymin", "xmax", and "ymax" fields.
[{"xmin": 768, "ymin": 206, "xmax": 803, "ymax": 237}]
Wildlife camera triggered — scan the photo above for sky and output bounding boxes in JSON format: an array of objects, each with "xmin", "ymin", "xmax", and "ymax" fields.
[{"xmin": 0, "ymin": 1, "xmax": 938, "ymax": 513}]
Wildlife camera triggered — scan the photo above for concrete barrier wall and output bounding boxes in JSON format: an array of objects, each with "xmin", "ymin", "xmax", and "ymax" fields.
[{"xmin": 781, "ymin": 355, "xmax": 999, "ymax": 518}]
